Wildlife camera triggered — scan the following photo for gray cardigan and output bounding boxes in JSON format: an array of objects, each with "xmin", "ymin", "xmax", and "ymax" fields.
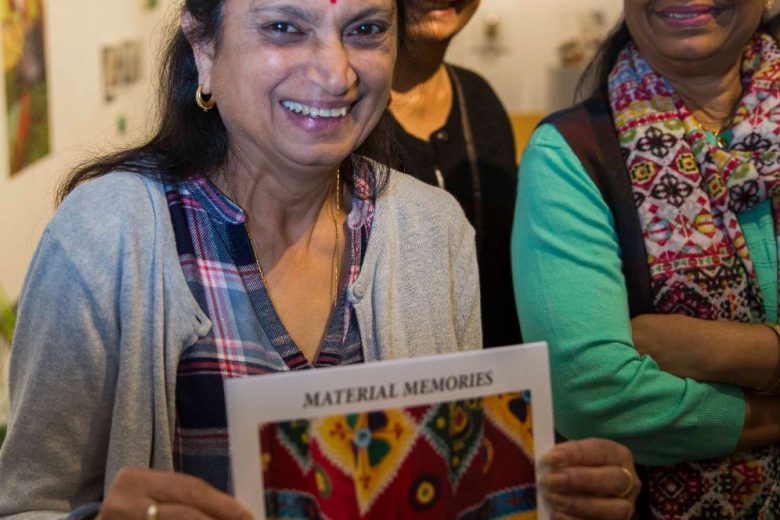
[{"xmin": 0, "ymin": 170, "xmax": 481, "ymax": 519}]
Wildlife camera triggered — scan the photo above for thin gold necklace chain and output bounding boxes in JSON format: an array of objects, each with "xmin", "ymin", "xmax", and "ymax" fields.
[
  {"xmin": 691, "ymin": 110, "xmax": 735, "ymax": 149},
  {"xmin": 221, "ymin": 170, "xmax": 342, "ymax": 308},
  {"xmin": 330, "ymin": 169, "xmax": 342, "ymax": 307}
]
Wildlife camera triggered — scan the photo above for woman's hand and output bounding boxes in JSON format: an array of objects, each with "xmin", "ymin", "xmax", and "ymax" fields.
[
  {"xmin": 540, "ymin": 438, "xmax": 639, "ymax": 520},
  {"xmin": 97, "ymin": 467, "xmax": 252, "ymax": 520},
  {"xmin": 631, "ymin": 314, "xmax": 780, "ymax": 388}
]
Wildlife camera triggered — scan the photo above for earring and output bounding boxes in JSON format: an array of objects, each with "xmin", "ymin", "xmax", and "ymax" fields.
[
  {"xmin": 195, "ymin": 85, "xmax": 216, "ymax": 112},
  {"xmin": 767, "ymin": 0, "xmax": 775, "ymax": 11}
]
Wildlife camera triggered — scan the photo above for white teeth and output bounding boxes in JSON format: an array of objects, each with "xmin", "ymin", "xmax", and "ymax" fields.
[
  {"xmin": 661, "ymin": 10, "xmax": 716, "ymax": 19},
  {"xmin": 282, "ymin": 101, "xmax": 348, "ymax": 118}
]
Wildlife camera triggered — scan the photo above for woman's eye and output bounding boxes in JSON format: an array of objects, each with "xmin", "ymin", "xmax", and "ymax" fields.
[
  {"xmin": 265, "ymin": 21, "xmax": 300, "ymax": 34},
  {"xmin": 348, "ymin": 23, "xmax": 386, "ymax": 37}
]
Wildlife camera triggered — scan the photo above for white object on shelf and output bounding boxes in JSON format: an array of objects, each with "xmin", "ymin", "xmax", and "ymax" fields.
[{"xmin": 547, "ymin": 65, "xmax": 586, "ymax": 112}]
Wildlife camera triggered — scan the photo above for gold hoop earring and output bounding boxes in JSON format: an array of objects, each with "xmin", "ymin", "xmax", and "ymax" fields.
[{"xmin": 195, "ymin": 85, "xmax": 216, "ymax": 112}]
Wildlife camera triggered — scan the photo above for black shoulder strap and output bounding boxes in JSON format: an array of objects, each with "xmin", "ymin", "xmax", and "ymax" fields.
[{"xmin": 542, "ymin": 98, "xmax": 654, "ymax": 317}]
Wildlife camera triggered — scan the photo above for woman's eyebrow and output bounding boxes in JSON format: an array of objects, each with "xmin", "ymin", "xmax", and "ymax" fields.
[
  {"xmin": 246, "ymin": 4, "xmax": 394, "ymax": 25},
  {"xmin": 345, "ymin": 6, "xmax": 395, "ymax": 24},
  {"xmin": 247, "ymin": 4, "xmax": 320, "ymax": 24}
]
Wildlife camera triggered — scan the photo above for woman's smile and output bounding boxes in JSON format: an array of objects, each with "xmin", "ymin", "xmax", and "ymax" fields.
[
  {"xmin": 654, "ymin": 3, "xmax": 728, "ymax": 27},
  {"xmin": 406, "ymin": 0, "xmax": 480, "ymax": 43},
  {"xmin": 624, "ymin": 0, "xmax": 763, "ymax": 75},
  {"xmin": 280, "ymin": 99, "xmax": 355, "ymax": 132},
  {"xmin": 280, "ymin": 101, "xmax": 351, "ymax": 119},
  {"xmin": 418, "ymin": 0, "xmax": 458, "ymax": 14}
]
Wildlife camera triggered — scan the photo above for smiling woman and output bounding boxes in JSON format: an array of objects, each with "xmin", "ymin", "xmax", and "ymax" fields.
[
  {"xmin": 0, "ymin": 1, "xmax": 637, "ymax": 519},
  {"xmin": 514, "ymin": 0, "xmax": 780, "ymax": 517},
  {"xmin": 2, "ymin": 0, "xmax": 480, "ymax": 518},
  {"xmin": 386, "ymin": 0, "xmax": 521, "ymax": 349}
]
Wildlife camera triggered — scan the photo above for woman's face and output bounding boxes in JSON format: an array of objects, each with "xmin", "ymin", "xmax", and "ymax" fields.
[
  {"xmin": 624, "ymin": 0, "xmax": 764, "ymax": 74},
  {"xmin": 404, "ymin": 0, "xmax": 481, "ymax": 44},
  {"xmin": 190, "ymin": 0, "xmax": 397, "ymax": 172}
]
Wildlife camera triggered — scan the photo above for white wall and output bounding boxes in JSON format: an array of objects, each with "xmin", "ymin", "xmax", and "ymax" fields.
[
  {"xmin": 447, "ymin": 0, "xmax": 623, "ymax": 113},
  {"xmin": 0, "ymin": 0, "xmax": 176, "ymax": 302}
]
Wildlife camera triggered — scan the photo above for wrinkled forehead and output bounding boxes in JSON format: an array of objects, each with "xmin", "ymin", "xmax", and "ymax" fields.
[{"xmin": 241, "ymin": 0, "xmax": 397, "ymax": 19}]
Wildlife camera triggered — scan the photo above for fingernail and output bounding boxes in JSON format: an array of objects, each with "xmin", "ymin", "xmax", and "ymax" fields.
[
  {"xmin": 546, "ymin": 492, "xmax": 569, "ymax": 511},
  {"xmin": 541, "ymin": 449, "xmax": 568, "ymax": 469},
  {"xmin": 539, "ymin": 472, "xmax": 568, "ymax": 492}
]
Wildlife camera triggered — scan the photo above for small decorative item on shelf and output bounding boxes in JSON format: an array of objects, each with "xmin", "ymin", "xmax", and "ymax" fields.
[
  {"xmin": 483, "ymin": 13, "xmax": 500, "ymax": 42},
  {"xmin": 556, "ymin": 10, "xmax": 607, "ymax": 70},
  {"xmin": 102, "ymin": 41, "xmax": 143, "ymax": 103},
  {"xmin": 549, "ymin": 10, "xmax": 609, "ymax": 111},
  {"xmin": 466, "ymin": 10, "xmax": 508, "ymax": 56}
]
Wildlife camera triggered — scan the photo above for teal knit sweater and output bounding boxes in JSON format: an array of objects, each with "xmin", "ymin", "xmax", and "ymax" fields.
[{"xmin": 512, "ymin": 123, "xmax": 777, "ymax": 466}]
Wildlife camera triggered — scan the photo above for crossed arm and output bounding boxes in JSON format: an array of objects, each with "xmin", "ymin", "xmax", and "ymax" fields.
[{"xmin": 631, "ymin": 314, "xmax": 780, "ymax": 452}]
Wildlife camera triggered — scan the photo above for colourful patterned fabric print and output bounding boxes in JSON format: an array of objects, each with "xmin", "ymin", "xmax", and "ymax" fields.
[
  {"xmin": 259, "ymin": 391, "xmax": 536, "ymax": 519},
  {"xmin": 608, "ymin": 34, "xmax": 780, "ymax": 518},
  {"xmin": 167, "ymin": 164, "xmax": 376, "ymax": 493}
]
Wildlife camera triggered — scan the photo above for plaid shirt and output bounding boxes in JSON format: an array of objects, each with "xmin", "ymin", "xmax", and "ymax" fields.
[{"xmin": 167, "ymin": 173, "xmax": 374, "ymax": 492}]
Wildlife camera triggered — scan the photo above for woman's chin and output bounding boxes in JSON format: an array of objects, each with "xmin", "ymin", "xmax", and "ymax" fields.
[
  {"xmin": 652, "ymin": 34, "xmax": 732, "ymax": 65},
  {"xmin": 277, "ymin": 146, "xmax": 356, "ymax": 171}
]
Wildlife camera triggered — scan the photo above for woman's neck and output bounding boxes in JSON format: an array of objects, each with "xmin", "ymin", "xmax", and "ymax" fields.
[
  {"xmin": 393, "ymin": 38, "xmax": 449, "ymax": 91},
  {"xmin": 217, "ymin": 152, "xmax": 342, "ymax": 246},
  {"xmin": 390, "ymin": 40, "xmax": 453, "ymax": 141},
  {"xmin": 654, "ymin": 59, "xmax": 744, "ymax": 130}
]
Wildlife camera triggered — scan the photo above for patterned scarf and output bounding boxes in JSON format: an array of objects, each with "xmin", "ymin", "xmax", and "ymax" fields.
[{"xmin": 609, "ymin": 34, "xmax": 780, "ymax": 518}]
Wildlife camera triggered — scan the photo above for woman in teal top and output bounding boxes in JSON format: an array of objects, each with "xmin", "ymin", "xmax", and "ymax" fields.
[{"xmin": 514, "ymin": 1, "xmax": 780, "ymax": 517}]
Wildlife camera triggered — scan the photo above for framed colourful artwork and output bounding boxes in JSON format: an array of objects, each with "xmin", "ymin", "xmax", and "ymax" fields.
[{"xmin": 2, "ymin": 0, "xmax": 50, "ymax": 176}]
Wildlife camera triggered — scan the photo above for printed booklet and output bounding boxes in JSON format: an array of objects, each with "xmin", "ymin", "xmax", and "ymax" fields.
[{"xmin": 226, "ymin": 343, "xmax": 553, "ymax": 519}]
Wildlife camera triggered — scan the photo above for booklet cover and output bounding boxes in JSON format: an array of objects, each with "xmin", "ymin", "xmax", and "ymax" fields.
[{"xmin": 226, "ymin": 343, "xmax": 553, "ymax": 519}]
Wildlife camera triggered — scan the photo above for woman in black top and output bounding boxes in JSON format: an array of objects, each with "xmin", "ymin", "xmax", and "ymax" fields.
[{"xmin": 388, "ymin": 0, "xmax": 520, "ymax": 348}]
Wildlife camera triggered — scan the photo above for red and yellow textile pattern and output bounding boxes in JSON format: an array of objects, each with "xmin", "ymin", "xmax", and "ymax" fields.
[{"xmin": 259, "ymin": 391, "xmax": 536, "ymax": 519}]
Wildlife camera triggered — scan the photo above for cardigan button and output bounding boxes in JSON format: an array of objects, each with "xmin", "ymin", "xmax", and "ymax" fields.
[
  {"xmin": 435, "ymin": 130, "xmax": 449, "ymax": 142},
  {"xmin": 353, "ymin": 285, "xmax": 365, "ymax": 299}
]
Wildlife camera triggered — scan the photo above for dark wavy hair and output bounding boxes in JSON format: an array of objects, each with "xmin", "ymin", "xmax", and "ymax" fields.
[{"xmin": 58, "ymin": 0, "xmax": 406, "ymax": 203}]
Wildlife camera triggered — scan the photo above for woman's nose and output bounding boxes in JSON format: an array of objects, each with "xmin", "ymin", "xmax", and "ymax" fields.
[{"xmin": 306, "ymin": 39, "xmax": 358, "ymax": 96}]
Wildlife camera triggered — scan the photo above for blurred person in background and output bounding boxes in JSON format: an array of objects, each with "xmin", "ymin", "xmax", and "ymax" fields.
[{"xmin": 387, "ymin": 0, "xmax": 521, "ymax": 348}]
